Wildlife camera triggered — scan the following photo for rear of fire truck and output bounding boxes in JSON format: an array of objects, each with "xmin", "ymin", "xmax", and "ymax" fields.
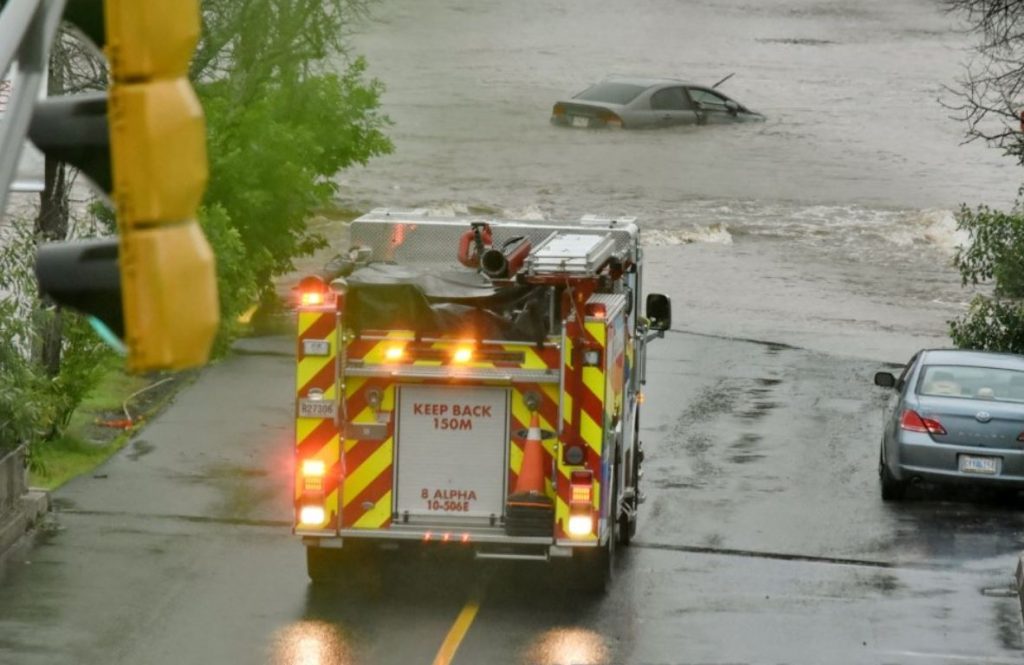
[{"xmin": 293, "ymin": 209, "xmax": 670, "ymax": 591}]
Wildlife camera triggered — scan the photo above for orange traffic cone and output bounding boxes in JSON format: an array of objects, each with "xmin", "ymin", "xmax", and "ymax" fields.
[
  {"xmin": 513, "ymin": 411, "xmax": 546, "ymax": 497},
  {"xmin": 506, "ymin": 411, "xmax": 553, "ymax": 536}
]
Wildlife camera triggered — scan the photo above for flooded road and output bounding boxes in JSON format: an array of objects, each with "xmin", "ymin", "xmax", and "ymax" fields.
[
  {"xmin": 338, "ymin": 0, "xmax": 1016, "ymax": 360},
  {"xmin": 2, "ymin": 335, "xmax": 1022, "ymax": 665}
]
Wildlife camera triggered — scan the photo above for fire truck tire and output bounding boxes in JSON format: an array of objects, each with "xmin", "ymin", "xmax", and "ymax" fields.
[
  {"xmin": 306, "ymin": 546, "xmax": 343, "ymax": 584},
  {"xmin": 618, "ymin": 447, "xmax": 639, "ymax": 546}
]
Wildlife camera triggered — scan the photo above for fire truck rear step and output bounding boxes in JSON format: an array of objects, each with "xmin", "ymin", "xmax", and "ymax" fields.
[
  {"xmin": 475, "ymin": 551, "xmax": 550, "ymax": 562},
  {"xmin": 333, "ymin": 527, "xmax": 553, "ymax": 546}
]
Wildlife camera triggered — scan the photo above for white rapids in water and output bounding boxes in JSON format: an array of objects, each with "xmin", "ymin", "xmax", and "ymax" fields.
[{"xmin": 325, "ymin": 0, "xmax": 1013, "ymax": 362}]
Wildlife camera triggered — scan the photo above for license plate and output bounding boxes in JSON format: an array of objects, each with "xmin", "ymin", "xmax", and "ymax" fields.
[
  {"xmin": 298, "ymin": 399, "xmax": 337, "ymax": 419},
  {"xmin": 302, "ymin": 339, "xmax": 330, "ymax": 356},
  {"xmin": 959, "ymin": 454, "xmax": 999, "ymax": 475},
  {"xmin": 571, "ymin": 115, "xmax": 589, "ymax": 128}
]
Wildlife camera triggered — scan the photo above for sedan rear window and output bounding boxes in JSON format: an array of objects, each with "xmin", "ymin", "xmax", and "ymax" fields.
[
  {"xmin": 574, "ymin": 82, "xmax": 647, "ymax": 105},
  {"xmin": 917, "ymin": 365, "xmax": 1024, "ymax": 402}
]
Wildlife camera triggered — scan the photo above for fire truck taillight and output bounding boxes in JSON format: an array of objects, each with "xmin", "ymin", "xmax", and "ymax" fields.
[
  {"xmin": 567, "ymin": 513, "xmax": 594, "ymax": 537},
  {"xmin": 571, "ymin": 484, "xmax": 591, "ymax": 503},
  {"xmin": 567, "ymin": 470, "xmax": 595, "ymax": 537},
  {"xmin": 302, "ymin": 459, "xmax": 326, "ymax": 477},
  {"xmin": 301, "ymin": 460, "xmax": 326, "ymax": 493},
  {"xmin": 570, "ymin": 471, "xmax": 593, "ymax": 502},
  {"xmin": 453, "ymin": 346, "xmax": 474, "ymax": 364},
  {"xmin": 299, "ymin": 504, "xmax": 326, "ymax": 526},
  {"xmin": 384, "ymin": 345, "xmax": 406, "ymax": 362}
]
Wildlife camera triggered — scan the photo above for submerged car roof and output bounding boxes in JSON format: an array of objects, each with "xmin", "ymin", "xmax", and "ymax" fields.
[
  {"xmin": 600, "ymin": 76, "xmax": 694, "ymax": 88},
  {"xmin": 920, "ymin": 349, "xmax": 1024, "ymax": 370}
]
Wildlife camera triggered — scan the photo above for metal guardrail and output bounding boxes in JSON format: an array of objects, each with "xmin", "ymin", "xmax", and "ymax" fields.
[{"xmin": 0, "ymin": 444, "xmax": 27, "ymax": 517}]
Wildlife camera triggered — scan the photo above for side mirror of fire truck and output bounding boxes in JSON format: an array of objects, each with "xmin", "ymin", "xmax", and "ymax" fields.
[{"xmin": 646, "ymin": 293, "xmax": 672, "ymax": 334}]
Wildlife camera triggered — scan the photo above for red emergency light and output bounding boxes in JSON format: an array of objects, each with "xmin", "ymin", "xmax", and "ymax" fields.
[{"xmin": 295, "ymin": 276, "xmax": 337, "ymax": 309}]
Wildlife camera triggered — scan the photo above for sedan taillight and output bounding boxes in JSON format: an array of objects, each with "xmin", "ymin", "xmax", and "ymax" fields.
[
  {"xmin": 552, "ymin": 103, "xmax": 565, "ymax": 117},
  {"xmin": 900, "ymin": 409, "xmax": 946, "ymax": 436},
  {"xmin": 597, "ymin": 110, "xmax": 624, "ymax": 128}
]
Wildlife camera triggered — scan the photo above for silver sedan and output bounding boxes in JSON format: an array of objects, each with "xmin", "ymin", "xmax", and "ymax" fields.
[
  {"xmin": 550, "ymin": 77, "xmax": 764, "ymax": 129},
  {"xmin": 874, "ymin": 349, "xmax": 1024, "ymax": 500}
]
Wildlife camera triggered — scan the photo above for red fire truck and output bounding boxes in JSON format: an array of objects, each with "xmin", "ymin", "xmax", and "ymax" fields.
[{"xmin": 293, "ymin": 209, "xmax": 670, "ymax": 590}]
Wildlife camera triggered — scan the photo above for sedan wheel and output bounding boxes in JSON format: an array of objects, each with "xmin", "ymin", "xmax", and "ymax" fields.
[{"xmin": 879, "ymin": 447, "xmax": 907, "ymax": 502}]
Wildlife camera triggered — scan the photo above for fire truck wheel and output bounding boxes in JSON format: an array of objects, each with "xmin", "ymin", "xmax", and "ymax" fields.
[
  {"xmin": 306, "ymin": 546, "xmax": 344, "ymax": 584},
  {"xmin": 305, "ymin": 541, "xmax": 366, "ymax": 582},
  {"xmin": 618, "ymin": 450, "xmax": 639, "ymax": 546}
]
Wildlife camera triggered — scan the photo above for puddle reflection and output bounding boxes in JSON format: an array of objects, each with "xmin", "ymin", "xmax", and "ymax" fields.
[
  {"xmin": 271, "ymin": 620, "xmax": 357, "ymax": 665},
  {"xmin": 522, "ymin": 627, "xmax": 609, "ymax": 665}
]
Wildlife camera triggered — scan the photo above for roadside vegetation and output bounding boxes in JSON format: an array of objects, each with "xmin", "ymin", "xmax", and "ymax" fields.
[
  {"xmin": 0, "ymin": 0, "xmax": 391, "ymax": 475},
  {"xmin": 948, "ymin": 1, "xmax": 1024, "ymax": 353}
]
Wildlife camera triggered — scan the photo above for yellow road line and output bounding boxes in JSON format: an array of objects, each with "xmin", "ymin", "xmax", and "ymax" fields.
[{"xmin": 431, "ymin": 598, "xmax": 480, "ymax": 665}]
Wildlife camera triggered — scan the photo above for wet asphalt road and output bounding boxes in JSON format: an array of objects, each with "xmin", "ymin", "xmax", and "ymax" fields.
[{"xmin": 1, "ymin": 331, "xmax": 1023, "ymax": 665}]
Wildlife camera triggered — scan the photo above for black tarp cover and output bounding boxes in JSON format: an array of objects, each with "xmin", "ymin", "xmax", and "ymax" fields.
[{"xmin": 344, "ymin": 264, "xmax": 548, "ymax": 340}]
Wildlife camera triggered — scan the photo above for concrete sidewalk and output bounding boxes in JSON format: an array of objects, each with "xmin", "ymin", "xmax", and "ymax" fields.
[{"xmin": 0, "ymin": 335, "xmax": 291, "ymax": 585}]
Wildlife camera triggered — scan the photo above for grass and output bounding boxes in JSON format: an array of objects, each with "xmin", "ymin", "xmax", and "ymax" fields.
[
  {"xmin": 29, "ymin": 433, "xmax": 130, "ymax": 491},
  {"xmin": 28, "ymin": 358, "xmax": 185, "ymax": 490}
]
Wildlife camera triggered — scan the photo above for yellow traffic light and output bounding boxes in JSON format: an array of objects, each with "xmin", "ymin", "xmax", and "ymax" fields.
[
  {"xmin": 106, "ymin": 0, "xmax": 218, "ymax": 371},
  {"xmin": 103, "ymin": 0, "xmax": 201, "ymax": 79},
  {"xmin": 109, "ymin": 78, "xmax": 207, "ymax": 223},
  {"xmin": 31, "ymin": 0, "xmax": 219, "ymax": 372},
  {"xmin": 120, "ymin": 223, "xmax": 218, "ymax": 371}
]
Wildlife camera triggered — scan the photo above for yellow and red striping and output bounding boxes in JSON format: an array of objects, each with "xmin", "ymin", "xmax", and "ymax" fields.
[
  {"xmin": 295, "ymin": 309, "xmax": 342, "ymax": 530},
  {"xmin": 555, "ymin": 318, "xmax": 607, "ymax": 540},
  {"xmin": 508, "ymin": 382, "xmax": 560, "ymax": 493},
  {"xmin": 340, "ymin": 376, "xmax": 394, "ymax": 529},
  {"xmin": 299, "ymin": 322, "xmax": 621, "ymax": 536},
  {"xmin": 340, "ymin": 335, "xmax": 565, "ymax": 529}
]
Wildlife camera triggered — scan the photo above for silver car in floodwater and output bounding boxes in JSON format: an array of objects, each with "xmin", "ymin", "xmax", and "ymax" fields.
[
  {"xmin": 874, "ymin": 349, "xmax": 1024, "ymax": 500},
  {"xmin": 550, "ymin": 77, "xmax": 764, "ymax": 129}
]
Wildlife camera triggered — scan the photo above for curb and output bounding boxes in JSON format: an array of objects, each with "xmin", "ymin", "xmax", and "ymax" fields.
[{"xmin": 231, "ymin": 335, "xmax": 293, "ymax": 358}]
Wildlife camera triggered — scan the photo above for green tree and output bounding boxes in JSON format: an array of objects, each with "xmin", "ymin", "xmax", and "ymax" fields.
[
  {"xmin": 947, "ymin": 1, "xmax": 1024, "ymax": 351},
  {"xmin": 90, "ymin": 0, "xmax": 391, "ymax": 345},
  {"xmin": 949, "ymin": 202, "xmax": 1024, "ymax": 352},
  {"xmin": 192, "ymin": 0, "xmax": 392, "ymax": 328},
  {"xmin": 0, "ymin": 220, "xmax": 110, "ymax": 455}
]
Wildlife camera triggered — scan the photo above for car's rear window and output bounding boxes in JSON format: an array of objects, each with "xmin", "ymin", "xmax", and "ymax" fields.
[
  {"xmin": 574, "ymin": 82, "xmax": 647, "ymax": 105},
  {"xmin": 917, "ymin": 365, "xmax": 1024, "ymax": 402}
]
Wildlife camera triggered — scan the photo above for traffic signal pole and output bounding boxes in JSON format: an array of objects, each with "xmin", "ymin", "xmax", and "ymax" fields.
[{"xmin": 0, "ymin": 0, "xmax": 66, "ymax": 216}]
